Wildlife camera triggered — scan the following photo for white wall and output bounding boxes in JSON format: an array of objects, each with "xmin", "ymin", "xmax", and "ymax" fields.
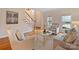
[
  {"xmin": 35, "ymin": 10, "xmax": 44, "ymax": 29},
  {"xmin": 0, "ymin": 8, "xmax": 33, "ymax": 38}
]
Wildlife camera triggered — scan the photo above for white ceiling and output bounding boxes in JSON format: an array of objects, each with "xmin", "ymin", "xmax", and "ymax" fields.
[
  {"xmin": 33, "ymin": 8, "xmax": 59, "ymax": 12},
  {"xmin": 37, "ymin": 8, "xmax": 54, "ymax": 12}
]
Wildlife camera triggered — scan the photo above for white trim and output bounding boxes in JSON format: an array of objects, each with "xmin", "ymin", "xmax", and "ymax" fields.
[{"xmin": 0, "ymin": 35, "xmax": 8, "ymax": 38}]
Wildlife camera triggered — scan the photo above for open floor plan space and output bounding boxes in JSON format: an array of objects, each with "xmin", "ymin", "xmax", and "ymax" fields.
[{"xmin": 0, "ymin": 8, "xmax": 79, "ymax": 50}]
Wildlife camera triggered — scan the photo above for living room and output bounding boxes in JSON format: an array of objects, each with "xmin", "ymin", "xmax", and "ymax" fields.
[{"xmin": 0, "ymin": 8, "xmax": 79, "ymax": 50}]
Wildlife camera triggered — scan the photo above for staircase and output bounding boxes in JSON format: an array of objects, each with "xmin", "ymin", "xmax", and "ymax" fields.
[
  {"xmin": 23, "ymin": 9, "xmax": 35, "ymax": 32},
  {"xmin": 24, "ymin": 9, "xmax": 35, "ymax": 24}
]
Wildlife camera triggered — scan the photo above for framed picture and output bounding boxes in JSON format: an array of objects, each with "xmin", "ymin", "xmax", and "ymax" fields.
[{"xmin": 6, "ymin": 11, "xmax": 18, "ymax": 24}]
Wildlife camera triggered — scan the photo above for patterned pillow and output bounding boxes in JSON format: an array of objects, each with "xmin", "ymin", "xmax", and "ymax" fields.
[{"xmin": 15, "ymin": 31, "xmax": 23, "ymax": 41}]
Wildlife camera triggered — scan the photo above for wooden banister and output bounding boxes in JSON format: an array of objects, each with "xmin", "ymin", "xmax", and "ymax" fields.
[{"xmin": 25, "ymin": 11, "xmax": 34, "ymax": 22}]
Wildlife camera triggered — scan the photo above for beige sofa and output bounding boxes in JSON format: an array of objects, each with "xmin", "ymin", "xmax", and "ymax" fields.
[{"xmin": 54, "ymin": 29, "xmax": 79, "ymax": 50}]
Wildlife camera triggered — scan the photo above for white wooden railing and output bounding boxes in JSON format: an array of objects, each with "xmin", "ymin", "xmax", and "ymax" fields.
[{"xmin": 24, "ymin": 9, "xmax": 35, "ymax": 24}]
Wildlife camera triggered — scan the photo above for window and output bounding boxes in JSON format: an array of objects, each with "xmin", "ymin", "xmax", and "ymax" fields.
[
  {"xmin": 47, "ymin": 16, "xmax": 53, "ymax": 28},
  {"xmin": 62, "ymin": 16, "xmax": 71, "ymax": 22},
  {"xmin": 62, "ymin": 16, "xmax": 71, "ymax": 33}
]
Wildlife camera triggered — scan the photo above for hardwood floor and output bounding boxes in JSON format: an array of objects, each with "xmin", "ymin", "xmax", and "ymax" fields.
[{"xmin": 0, "ymin": 37, "xmax": 12, "ymax": 50}]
